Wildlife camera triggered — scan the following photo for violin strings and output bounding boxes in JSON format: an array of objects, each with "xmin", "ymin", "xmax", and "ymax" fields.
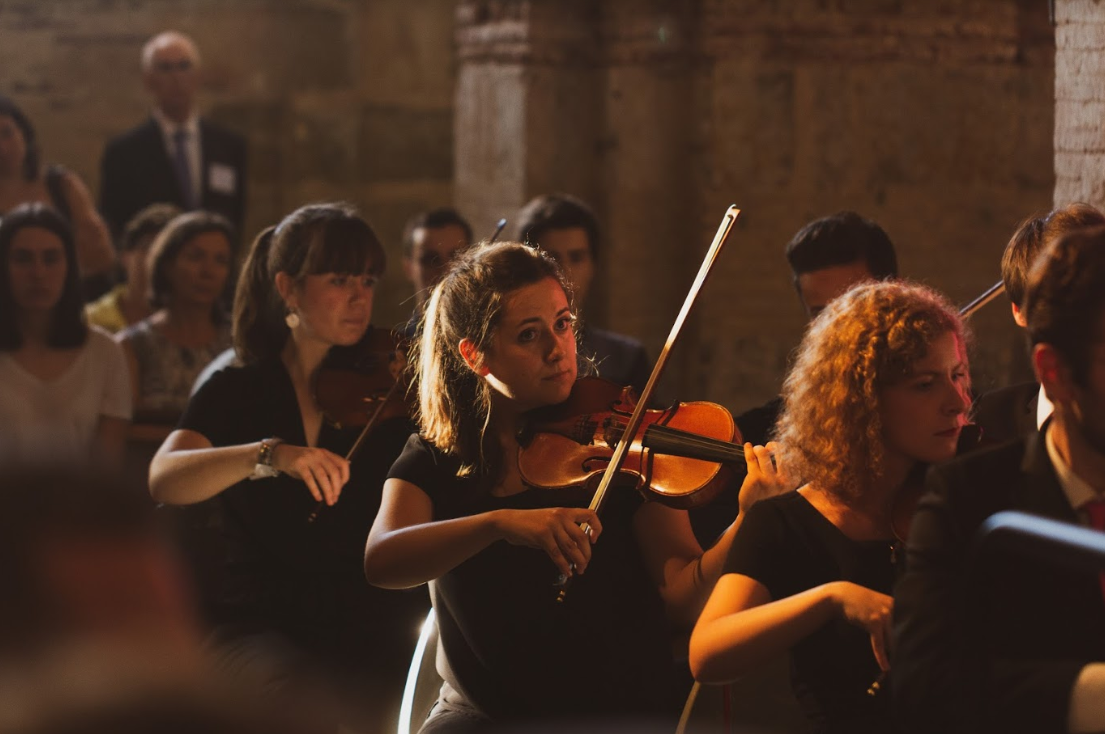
[{"xmin": 603, "ymin": 419, "xmax": 744, "ymax": 461}]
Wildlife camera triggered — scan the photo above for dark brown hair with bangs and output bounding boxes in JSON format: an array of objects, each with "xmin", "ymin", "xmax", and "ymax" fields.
[{"xmin": 232, "ymin": 202, "xmax": 385, "ymax": 364}]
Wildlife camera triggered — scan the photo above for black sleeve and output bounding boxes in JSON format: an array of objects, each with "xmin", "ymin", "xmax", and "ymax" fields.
[
  {"xmin": 178, "ymin": 367, "xmax": 242, "ymax": 447},
  {"xmin": 387, "ymin": 434, "xmax": 449, "ymax": 497},
  {"xmin": 723, "ymin": 498, "xmax": 790, "ymax": 598}
]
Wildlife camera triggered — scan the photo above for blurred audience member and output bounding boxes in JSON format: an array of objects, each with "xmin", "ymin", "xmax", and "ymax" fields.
[
  {"xmin": 0, "ymin": 204, "xmax": 130, "ymax": 467},
  {"xmin": 400, "ymin": 206, "xmax": 472, "ymax": 334},
  {"xmin": 0, "ymin": 466, "xmax": 326, "ymax": 734},
  {"xmin": 117, "ymin": 211, "xmax": 234, "ymax": 439},
  {"xmin": 517, "ymin": 193, "xmax": 649, "ymax": 393},
  {"xmin": 0, "ymin": 95, "xmax": 115, "ymax": 299},
  {"xmin": 86, "ymin": 203, "xmax": 181, "ymax": 333},
  {"xmin": 99, "ymin": 31, "xmax": 247, "ymax": 238}
]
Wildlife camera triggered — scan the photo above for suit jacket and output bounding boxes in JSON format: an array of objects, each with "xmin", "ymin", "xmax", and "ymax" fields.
[
  {"xmin": 99, "ymin": 117, "xmax": 247, "ymax": 237},
  {"xmin": 893, "ymin": 430, "xmax": 1105, "ymax": 734},
  {"xmin": 579, "ymin": 326, "xmax": 649, "ymax": 395},
  {"xmin": 972, "ymin": 380, "xmax": 1040, "ymax": 447}
]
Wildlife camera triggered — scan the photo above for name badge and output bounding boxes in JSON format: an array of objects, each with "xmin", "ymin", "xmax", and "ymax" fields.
[{"xmin": 208, "ymin": 163, "xmax": 237, "ymax": 195}]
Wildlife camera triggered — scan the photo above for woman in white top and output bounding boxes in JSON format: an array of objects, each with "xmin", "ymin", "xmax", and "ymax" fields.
[{"xmin": 0, "ymin": 203, "xmax": 131, "ymax": 466}]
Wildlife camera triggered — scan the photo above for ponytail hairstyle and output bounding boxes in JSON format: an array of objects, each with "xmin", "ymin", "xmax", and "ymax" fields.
[
  {"xmin": 233, "ymin": 203, "xmax": 385, "ymax": 364},
  {"xmin": 412, "ymin": 240, "xmax": 571, "ymax": 479}
]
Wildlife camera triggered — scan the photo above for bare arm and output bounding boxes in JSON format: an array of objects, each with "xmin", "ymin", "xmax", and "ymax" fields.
[
  {"xmin": 60, "ymin": 170, "xmax": 115, "ymax": 277},
  {"xmin": 689, "ymin": 575, "xmax": 893, "ymax": 683},
  {"xmin": 364, "ymin": 478, "xmax": 603, "ymax": 590},
  {"xmin": 149, "ymin": 428, "xmax": 351, "ymax": 506},
  {"xmin": 635, "ymin": 442, "xmax": 795, "ymax": 626}
]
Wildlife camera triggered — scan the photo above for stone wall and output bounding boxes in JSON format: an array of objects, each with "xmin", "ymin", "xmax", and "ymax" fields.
[
  {"xmin": 0, "ymin": 0, "xmax": 457, "ymax": 328},
  {"xmin": 1, "ymin": 1, "xmax": 1057, "ymax": 411},
  {"xmin": 454, "ymin": 0, "xmax": 1055, "ymax": 413},
  {"xmin": 1055, "ymin": 0, "xmax": 1105, "ymax": 208}
]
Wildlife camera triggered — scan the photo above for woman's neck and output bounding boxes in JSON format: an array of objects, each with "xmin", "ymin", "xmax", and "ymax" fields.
[{"xmin": 281, "ymin": 334, "xmax": 329, "ymax": 389}]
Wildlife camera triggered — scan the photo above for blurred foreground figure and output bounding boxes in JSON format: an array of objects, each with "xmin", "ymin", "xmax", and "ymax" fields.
[{"xmin": 0, "ymin": 466, "xmax": 330, "ymax": 734}]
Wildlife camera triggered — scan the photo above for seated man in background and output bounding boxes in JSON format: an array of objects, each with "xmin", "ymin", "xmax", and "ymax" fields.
[
  {"xmin": 399, "ymin": 206, "xmax": 472, "ymax": 335},
  {"xmin": 894, "ymin": 225, "xmax": 1105, "ymax": 734},
  {"xmin": 972, "ymin": 202, "xmax": 1105, "ymax": 446},
  {"xmin": 517, "ymin": 193, "xmax": 649, "ymax": 393},
  {"xmin": 733, "ymin": 210, "xmax": 898, "ymax": 447}
]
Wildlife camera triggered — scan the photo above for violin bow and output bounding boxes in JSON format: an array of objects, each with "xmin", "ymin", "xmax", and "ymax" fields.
[
  {"xmin": 556, "ymin": 205, "xmax": 741, "ymax": 600},
  {"xmin": 959, "ymin": 279, "xmax": 1005, "ymax": 319},
  {"xmin": 489, "ymin": 217, "xmax": 507, "ymax": 243}
]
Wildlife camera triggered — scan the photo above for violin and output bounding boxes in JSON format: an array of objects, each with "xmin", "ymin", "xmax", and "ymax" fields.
[
  {"xmin": 543, "ymin": 205, "xmax": 741, "ymax": 600},
  {"xmin": 314, "ymin": 326, "xmax": 413, "ymax": 437},
  {"xmin": 517, "ymin": 376, "xmax": 745, "ymax": 510},
  {"xmin": 306, "ymin": 326, "xmax": 413, "ymax": 523}
]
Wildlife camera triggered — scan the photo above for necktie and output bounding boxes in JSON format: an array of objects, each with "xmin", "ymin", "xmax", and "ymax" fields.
[
  {"xmin": 172, "ymin": 128, "xmax": 196, "ymax": 209},
  {"xmin": 1082, "ymin": 498, "xmax": 1105, "ymax": 603}
]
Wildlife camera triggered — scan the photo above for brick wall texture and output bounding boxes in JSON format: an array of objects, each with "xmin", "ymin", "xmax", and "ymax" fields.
[{"xmin": 1, "ymin": 0, "xmax": 1062, "ymax": 414}]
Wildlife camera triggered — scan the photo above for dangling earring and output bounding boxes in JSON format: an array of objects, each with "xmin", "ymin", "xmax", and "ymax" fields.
[{"xmin": 285, "ymin": 309, "xmax": 300, "ymax": 329}]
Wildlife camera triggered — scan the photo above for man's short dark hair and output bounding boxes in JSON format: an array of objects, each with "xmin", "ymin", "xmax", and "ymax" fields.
[
  {"xmin": 517, "ymin": 194, "xmax": 601, "ymax": 259},
  {"xmin": 1025, "ymin": 224, "xmax": 1105, "ymax": 386},
  {"xmin": 784, "ymin": 211, "xmax": 898, "ymax": 282},
  {"xmin": 402, "ymin": 207, "xmax": 473, "ymax": 257},
  {"xmin": 1002, "ymin": 203, "xmax": 1105, "ymax": 310}
]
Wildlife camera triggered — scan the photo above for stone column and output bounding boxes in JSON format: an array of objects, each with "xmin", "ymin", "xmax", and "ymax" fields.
[
  {"xmin": 453, "ymin": 0, "xmax": 603, "ymax": 239},
  {"xmin": 1054, "ymin": 0, "xmax": 1105, "ymax": 208}
]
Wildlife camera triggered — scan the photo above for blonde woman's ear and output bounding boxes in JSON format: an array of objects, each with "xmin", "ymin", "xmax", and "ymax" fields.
[{"xmin": 458, "ymin": 338, "xmax": 489, "ymax": 376}]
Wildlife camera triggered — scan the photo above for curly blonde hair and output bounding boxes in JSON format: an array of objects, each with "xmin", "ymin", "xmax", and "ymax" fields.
[{"xmin": 774, "ymin": 280, "xmax": 967, "ymax": 503}]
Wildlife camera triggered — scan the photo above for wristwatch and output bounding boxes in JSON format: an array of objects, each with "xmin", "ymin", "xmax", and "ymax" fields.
[{"xmin": 250, "ymin": 437, "xmax": 284, "ymax": 480}]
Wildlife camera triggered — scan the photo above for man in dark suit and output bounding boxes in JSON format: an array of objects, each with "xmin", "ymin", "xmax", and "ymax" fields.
[
  {"xmin": 973, "ymin": 203, "xmax": 1105, "ymax": 446},
  {"xmin": 517, "ymin": 193, "xmax": 650, "ymax": 394},
  {"xmin": 894, "ymin": 226, "xmax": 1105, "ymax": 734},
  {"xmin": 100, "ymin": 32, "xmax": 247, "ymax": 240}
]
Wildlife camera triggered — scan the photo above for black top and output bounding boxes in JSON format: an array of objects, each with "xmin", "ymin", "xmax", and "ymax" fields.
[
  {"xmin": 387, "ymin": 434, "xmax": 683, "ymax": 726},
  {"xmin": 176, "ymin": 357, "xmax": 425, "ymax": 677},
  {"xmin": 724, "ymin": 492, "xmax": 896, "ymax": 734}
]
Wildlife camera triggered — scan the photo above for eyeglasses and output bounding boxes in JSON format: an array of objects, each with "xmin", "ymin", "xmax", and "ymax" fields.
[{"xmin": 153, "ymin": 59, "xmax": 194, "ymax": 73}]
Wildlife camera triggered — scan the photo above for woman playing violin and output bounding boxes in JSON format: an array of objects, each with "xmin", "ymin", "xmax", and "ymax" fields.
[
  {"xmin": 149, "ymin": 202, "xmax": 423, "ymax": 729},
  {"xmin": 364, "ymin": 240, "xmax": 790, "ymax": 732},
  {"xmin": 689, "ymin": 280, "xmax": 971, "ymax": 734}
]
